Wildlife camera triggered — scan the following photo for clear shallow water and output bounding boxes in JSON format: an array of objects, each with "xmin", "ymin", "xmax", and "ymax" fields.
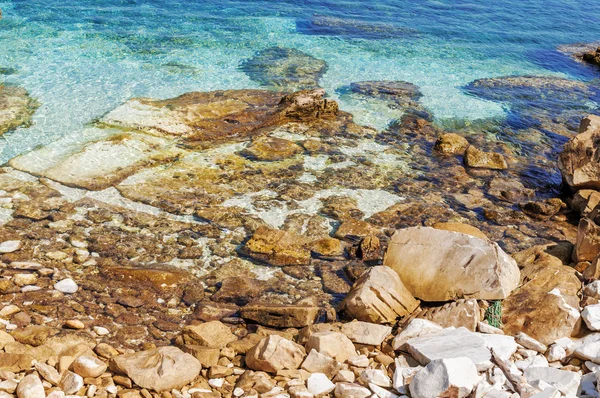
[{"xmin": 1, "ymin": 0, "xmax": 600, "ymax": 163}]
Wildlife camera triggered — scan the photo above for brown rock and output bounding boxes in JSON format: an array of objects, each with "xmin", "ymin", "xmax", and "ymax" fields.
[
  {"xmin": 464, "ymin": 145, "xmax": 508, "ymax": 170},
  {"xmin": 193, "ymin": 301, "xmax": 239, "ymax": 322},
  {"xmin": 575, "ymin": 216, "xmax": 600, "ymax": 262},
  {"xmin": 0, "ymin": 84, "xmax": 39, "ymax": 136},
  {"xmin": 571, "ymin": 189, "xmax": 600, "ymax": 217},
  {"xmin": 559, "ymin": 115, "xmax": 600, "ymax": 190},
  {"xmin": 245, "ymin": 335, "xmax": 306, "ymax": 373},
  {"xmin": 502, "ymin": 254, "xmax": 582, "ymax": 345},
  {"xmin": 358, "ymin": 235, "xmax": 381, "ymax": 262},
  {"xmin": 339, "ymin": 266, "xmax": 418, "ymax": 324},
  {"xmin": 241, "ymin": 136, "xmax": 303, "ymax": 161},
  {"xmin": 182, "ymin": 345, "xmax": 220, "ymax": 367},
  {"xmin": 211, "ymin": 276, "xmax": 266, "ymax": 306},
  {"xmin": 182, "ymin": 321, "xmax": 237, "ymax": 349},
  {"xmin": 10, "ymin": 325, "xmax": 55, "ymax": 347},
  {"xmin": 310, "ymin": 237, "xmax": 345, "ymax": 259},
  {"xmin": 109, "ymin": 346, "xmax": 201, "ymax": 392},
  {"xmin": 334, "ymin": 219, "xmax": 381, "ymax": 240},
  {"xmin": 521, "ymin": 198, "xmax": 564, "ymax": 219},
  {"xmin": 241, "ymin": 303, "xmax": 320, "ymax": 328},
  {"xmin": 306, "ymin": 331, "xmax": 356, "ymax": 363},
  {"xmin": 243, "ymin": 226, "xmax": 311, "ymax": 266},
  {"xmin": 418, "ymin": 299, "xmax": 481, "ymax": 331},
  {"xmin": 434, "ymin": 133, "xmax": 469, "ymax": 155}
]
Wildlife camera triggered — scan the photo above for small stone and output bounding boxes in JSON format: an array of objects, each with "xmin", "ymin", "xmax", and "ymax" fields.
[
  {"xmin": 0, "ymin": 305, "xmax": 20, "ymax": 318},
  {"xmin": 340, "ymin": 321, "xmax": 391, "ymax": 346},
  {"xmin": 334, "ymin": 370, "xmax": 355, "ymax": 383},
  {"xmin": 515, "ymin": 332, "xmax": 548, "ymax": 353},
  {"xmin": 546, "ymin": 344, "xmax": 567, "ymax": 363},
  {"xmin": 306, "ymin": 332, "xmax": 356, "ymax": 363},
  {"xmin": 35, "ymin": 361, "xmax": 61, "ymax": 385},
  {"xmin": 477, "ymin": 321, "xmax": 504, "ymax": 335},
  {"xmin": 582, "ymin": 304, "xmax": 600, "ymax": 331},
  {"xmin": 0, "ymin": 240, "xmax": 21, "ymax": 254},
  {"xmin": 246, "ymin": 335, "xmax": 306, "ymax": 373},
  {"xmin": 72, "ymin": 354, "xmax": 108, "ymax": 378},
  {"xmin": 12, "ymin": 274, "xmax": 37, "ymax": 287},
  {"xmin": 434, "ymin": 133, "xmax": 469, "ymax": 155},
  {"xmin": 409, "ymin": 357, "xmax": 480, "ymax": 398},
  {"xmin": 182, "ymin": 321, "xmax": 237, "ymax": 349},
  {"xmin": 94, "ymin": 326, "xmax": 110, "ymax": 336},
  {"xmin": 347, "ymin": 355, "xmax": 369, "ymax": 368},
  {"xmin": 359, "ymin": 369, "xmax": 391, "ymax": 387},
  {"xmin": 60, "ymin": 371, "xmax": 84, "ymax": 395},
  {"xmin": 392, "ymin": 318, "xmax": 443, "ymax": 350},
  {"xmin": 392, "ymin": 361, "xmax": 421, "ymax": 395},
  {"xmin": 302, "ymin": 349, "xmax": 339, "ymax": 378},
  {"xmin": 334, "ymin": 382, "xmax": 371, "ymax": 398},
  {"xmin": 54, "ymin": 278, "xmax": 78, "ymax": 294},
  {"xmin": 524, "ymin": 367, "xmax": 581, "ymax": 397},
  {"xmin": 464, "ymin": 145, "xmax": 508, "ymax": 170},
  {"xmin": 65, "ymin": 319, "xmax": 85, "ymax": 329},
  {"xmin": 307, "ymin": 373, "xmax": 335, "ymax": 396},
  {"xmin": 16, "ymin": 374, "xmax": 44, "ymax": 398}
]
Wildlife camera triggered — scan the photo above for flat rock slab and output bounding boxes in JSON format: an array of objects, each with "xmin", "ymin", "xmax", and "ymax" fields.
[
  {"xmin": 406, "ymin": 327, "xmax": 492, "ymax": 371},
  {"xmin": 384, "ymin": 227, "xmax": 519, "ymax": 301}
]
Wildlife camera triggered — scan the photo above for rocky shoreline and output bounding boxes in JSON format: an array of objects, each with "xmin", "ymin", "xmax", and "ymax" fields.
[{"xmin": 0, "ymin": 43, "xmax": 599, "ymax": 397}]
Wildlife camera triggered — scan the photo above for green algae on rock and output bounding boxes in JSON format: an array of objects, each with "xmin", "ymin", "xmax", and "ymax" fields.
[
  {"xmin": 240, "ymin": 47, "xmax": 328, "ymax": 92},
  {"xmin": 0, "ymin": 84, "xmax": 39, "ymax": 135}
]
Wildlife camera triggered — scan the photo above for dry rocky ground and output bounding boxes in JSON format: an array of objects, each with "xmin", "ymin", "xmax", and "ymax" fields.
[{"xmin": 0, "ymin": 46, "xmax": 599, "ymax": 398}]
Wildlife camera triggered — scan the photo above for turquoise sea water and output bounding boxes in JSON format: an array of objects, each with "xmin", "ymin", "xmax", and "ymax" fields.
[{"xmin": 1, "ymin": 0, "xmax": 600, "ymax": 163}]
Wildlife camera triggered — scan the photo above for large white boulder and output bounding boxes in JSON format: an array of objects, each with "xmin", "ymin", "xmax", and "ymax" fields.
[{"xmin": 383, "ymin": 227, "xmax": 519, "ymax": 301}]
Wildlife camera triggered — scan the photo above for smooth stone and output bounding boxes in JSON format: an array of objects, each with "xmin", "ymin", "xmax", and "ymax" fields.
[
  {"xmin": 359, "ymin": 369, "xmax": 391, "ymax": 387},
  {"xmin": 334, "ymin": 382, "xmax": 371, "ymax": 398},
  {"xmin": 340, "ymin": 321, "xmax": 392, "ymax": 346},
  {"xmin": 306, "ymin": 332, "xmax": 356, "ymax": 363},
  {"xmin": 0, "ymin": 240, "xmax": 21, "ymax": 254},
  {"xmin": 384, "ymin": 227, "xmax": 519, "ymax": 301},
  {"xmin": 515, "ymin": 332, "xmax": 548, "ymax": 353},
  {"xmin": 182, "ymin": 321, "xmax": 237, "ymax": 349},
  {"xmin": 60, "ymin": 371, "xmax": 83, "ymax": 395},
  {"xmin": 53, "ymin": 278, "xmax": 78, "ymax": 294},
  {"xmin": 72, "ymin": 354, "xmax": 108, "ymax": 378},
  {"xmin": 307, "ymin": 373, "xmax": 335, "ymax": 396},
  {"xmin": 546, "ymin": 344, "xmax": 567, "ymax": 363},
  {"xmin": 16, "ymin": 374, "xmax": 44, "ymax": 398},
  {"xmin": 392, "ymin": 319, "xmax": 443, "ymax": 351},
  {"xmin": 582, "ymin": 304, "xmax": 600, "ymax": 331},
  {"xmin": 480, "ymin": 334, "xmax": 518, "ymax": 361}
]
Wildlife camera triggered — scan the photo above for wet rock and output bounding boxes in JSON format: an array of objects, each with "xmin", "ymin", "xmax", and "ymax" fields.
[
  {"xmin": 241, "ymin": 136, "xmax": 304, "ymax": 161},
  {"xmin": 306, "ymin": 331, "xmax": 356, "ymax": 363},
  {"xmin": 502, "ymin": 255, "xmax": 581, "ymax": 345},
  {"xmin": 434, "ymin": 133, "xmax": 469, "ymax": 155},
  {"xmin": 464, "ymin": 145, "xmax": 508, "ymax": 170},
  {"xmin": 488, "ymin": 177, "xmax": 535, "ymax": 203},
  {"xmin": 338, "ymin": 266, "xmax": 419, "ymax": 324},
  {"xmin": 521, "ymin": 198, "xmax": 564, "ymax": 219},
  {"xmin": 193, "ymin": 301, "xmax": 239, "ymax": 322},
  {"xmin": 357, "ymin": 235, "xmax": 381, "ymax": 263},
  {"xmin": 334, "ymin": 219, "xmax": 381, "ymax": 240},
  {"xmin": 240, "ymin": 47, "xmax": 328, "ymax": 91},
  {"xmin": 418, "ymin": 299, "xmax": 480, "ymax": 331},
  {"xmin": 182, "ymin": 321, "xmax": 237, "ymax": 349},
  {"xmin": 384, "ymin": 227, "xmax": 519, "ymax": 301},
  {"xmin": 570, "ymin": 189, "xmax": 600, "ymax": 217},
  {"xmin": 340, "ymin": 321, "xmax": 391, "ymax": 346},
  {"xmin": 110, "ymin": 346, "xmax": 201, "ymax": 392},
  {"xmin": 243, "ymin": 226, "xmax": 311, "ymax": 266},
  {"xmin": 406, "ymin": 327, "xmax": 492, "ymax": 371},
  {"xmin": 348, "ymin": 81, "xmax": 422, "ymax": 105},
  {"xmin": 558, "ymin": 115, "xmax": 600, "ymax": 190},
  {"xmin": 16, "ymin": 373, "xmax": 44, "ymax": 398},
  {"xmin": 310, "ymin": 237, "xmax": 346, "ymax": 260},
  {"xmin": 299, "ymin": 15, "xmax": 416, "ymax": 40},
  {"xmin": 409, "ymin": 357, "xmax": 480, "ymax": 398},
  {"xmin": 241, "ymin": 303, "xmax": 319, "ymax": 328},
  {"xmin": 0, "ymin": 84, "xmax": 39, "ymax": 136},
  {"xmin": 245, "ymin": 335, "xmax": 306, "ymax": 373},
  {"xmin": 582, "ymin": 46, "xmax": 600, "ymax": 66},
  {"xmin": 212, "ymin": 276, "xmax": 266, "ymax": 306}
]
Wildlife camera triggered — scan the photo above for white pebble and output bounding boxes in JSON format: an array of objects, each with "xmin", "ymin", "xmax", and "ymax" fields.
[
  {"xmin": 54, "ymin": 278, "xmax": 78, "ymax": 294},
  {"xmin": 0, "ymin": 240, "xmax": 21, "ymax": 253}
]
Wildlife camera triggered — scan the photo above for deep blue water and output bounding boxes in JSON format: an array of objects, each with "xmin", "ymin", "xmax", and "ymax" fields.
[{"xmin": 1, "ymin": 0, "xmax": 600, "ymax": 161}]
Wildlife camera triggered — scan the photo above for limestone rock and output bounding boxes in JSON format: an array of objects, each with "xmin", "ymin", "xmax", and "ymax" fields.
[
  {"xmin": 0, "ymin": 240, "xmax": 21, "ymax": 253},
  {"xmin": 338, "ymin": 266, "xmax": 418, "ymax": 324},
  {"xmin": 406, "ymin": 327, "xmax": 492, "ymax": 371},
  {"xmin": 340, "ymin": 321, "xmax": 391, "ymax": 346},
  {"xmin": 54, "ymin": 278, "xmax": 79, "ymax": 294},
  {"xmin": 240, "ymin": 47, "xmax": 328, "ymax": 91},
  {"xmin": 0, "ymin": 84, "xmax": 39, "ymax": 136},
  {"xmin": 307, "ymin": 372, "xmax": 335, "ymax": 396},
  {"xmin": 305, "ymin": 331, "xmax": 356, "ymax": 363},
  {"xmin": 334, "ymin": 382, "xmax": 371, "ymax": 398},
  {"xmin": 241, "ymin": 136, "xmax": 304, "ymax": 161},
  {"xmin": 246, "ymin": 335, "xmax": 306, "ymax": 373},
  {"xmin": 575, "ymin": 216, "xmax": 600, "ymax": 262},
  {"xmin": 583, "ymin": 46, "xmax": 600, "ymax": 66},
  {"xmin": 333, "ymin": 219, "xmax": 381, "ymax": 240},
  {"xmin": 182, "ymin": 321, "xmax": 237, "ymax": 349},
  {"xmin": 558, "ymin": 115, "xmax": 600, "ymax": 190},
  {"xmin": 243, "ymin": 226, "xmax": 311, "ymax": 266},
  {"xmin": 301, "ymin": 349, "xmax": 339, "ymax": 378},
  {"xmin": 35, "ymin": 361, "xmax": 61, "ymax": 385},
  {"xmin": 514, "ymin": 332, "xmax": 548, "ymax": 353},
  {"xmin": 211, "ymin": 276, "xmax": 266, "ymax": 306},
  {"xmin": 571, "ymin": 189, "xmax": 600, "ymax": 217},
  {"xmin": 392, "ymin": 318, "xmax": 443, "ymax": 350},
  {"xmin": 72, "ymin": 354, "xmax": 107, "ymax": 378},
  {"xmin": 384, "ymin": 227, "xmax": 519, "ymax": 301},
  {"xmin": 60, "ymin": 371, "xmax": 83, "ymax": 395},
  {"xmin": 434, "ymin": 133, "xmax": 469, "ymax": 155},
  {"xmin": 431, "ymin": 222, "xmax": 487, "ymax": 240},
  {"xmin": 582, "ymin": 304, "xmax": 600, "ymax": 331},
  {"xmin": 359, "ymin": 369, "xmax": 391, "ymax": 387},
  {"xmin": 241, "ymin": 303, "xmax": 319, "ymax": 328},
  {"xmin": 16, "ymin": 373, "xmax": 44, "ymax": 398},
  {"xmin": 464, "ymin": 145, "xmax": 507, "ymax": 170},
  {"xmin": 502, "ymin": 258, "xmax": 581, "ymax": 345},
  {"xmin": 109, "ymin": 346, "xmax": 201, "ymax": 392},
  {"xmin": 349, "ymin": 81, "xmax": 422, "ymax": 104},
  {"xmin": 418, "ymin": 299, "xmax": 480, "ymax": 331},
  {"xmin": 524, "ymin": 367, "xmax": 581, "ymax": 397},
  {"xmin": 409, "ymin": 357, "xmax": 480, "ymax": 398}
]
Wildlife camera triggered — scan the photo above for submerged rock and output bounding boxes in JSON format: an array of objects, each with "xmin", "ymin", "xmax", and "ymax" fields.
[
  {"xmin": 298, "ymin": 15, "xmax": 417, "ymax": 40},
  {"xmin": 348, "ymin": 81, "xmax": 422, "ymax": 105},
  {"xmin": 558, "ymin": 114, "xmax": 600, "ymax": 191},
  {"xmin": 583, "ymin": 46, "xmax": 600, "ymax": 66},
  {"xmin": 0, "ymin": 84, "xmax": 39, "ymax": 135},
  {"xmin": 383, "ymin": 227, "xmax": 519, "ymax": 301},
  {"xmin": 240, "ymin": 47, "xmax": 328, "ymax": 91},
  {"xmin": 464, "ymin": 145, "xmax": 508, "ymax": 170},
  {"xmin": 243, "ymin": 226, "xmax": 311, "ymax": 266},
  {"xmin": 241, "ymin": 136, "xmax": 304, "ymax": 161}
]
